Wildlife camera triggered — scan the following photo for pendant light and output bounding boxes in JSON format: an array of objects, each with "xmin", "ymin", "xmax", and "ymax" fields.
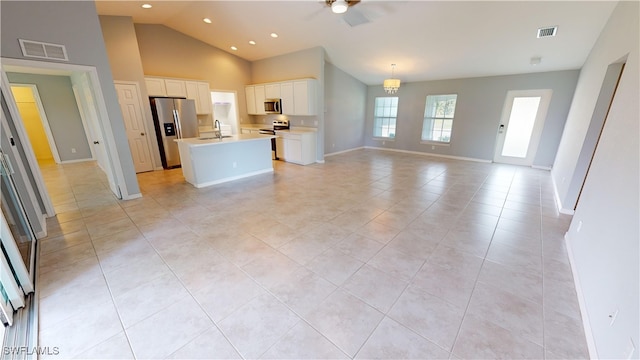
[{"xmin": 383, "ymin": 64, "xmax": 401, "ymax": 94}]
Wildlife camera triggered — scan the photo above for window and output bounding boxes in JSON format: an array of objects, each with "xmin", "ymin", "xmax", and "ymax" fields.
[
  {"xmin": 422, "ymin": 94, "xmax": 457, "ymax": 143},
  {"xmin": 373, "ymin": 97, "xmax": 398, "ymax": 138}
]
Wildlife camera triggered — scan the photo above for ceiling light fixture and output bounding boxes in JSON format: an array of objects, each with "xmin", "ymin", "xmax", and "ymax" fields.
[
  {"xmin": 249, "ymin": 40, "xmax": 256, "ymax": 45},
  {"xmin": 383, "ymin": 64, "xmax": 401, "ymax": 94},
  {"xmin": 230, "ymin": 46, "xmax": 238, "ymax": 51},
  {"xmin": 331, "ymin": 0, "xmax": 348, "ymax": 14},
  {"xmin": 203, "ymin": 18, "xmax": 212, "ymax": 24},
  {"xmin": 270, "ymin": 33, "xmax": 279, "ymax": 38},
  {"xmin": 141, "ymin": 3, "xmax": 152, "ymax": 9}
]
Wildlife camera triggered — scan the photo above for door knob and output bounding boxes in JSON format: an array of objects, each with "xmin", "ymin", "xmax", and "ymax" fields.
[
  {"xmin": 93, "ymin": 141, "xmax": 100, "ymax": 144},
  {"xmin": 140, "ymin": 132, "xmax": 145, "ymax": 136},
  {"xmin": 498, "ymin": 124, "xmax": 505, "ymax": 133}
]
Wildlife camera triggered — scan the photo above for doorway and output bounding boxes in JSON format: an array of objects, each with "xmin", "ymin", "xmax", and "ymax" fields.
[
  {"xmin": 10, "ymin": 84, "xmax": 61, "ymax": 164},
  {"xmin": 115, "ymin": 82, "xmax": 154, "ymax": 173},
  {"xmin": 494, "ymin": 89, "xmax": 553, "ymax": 166}
]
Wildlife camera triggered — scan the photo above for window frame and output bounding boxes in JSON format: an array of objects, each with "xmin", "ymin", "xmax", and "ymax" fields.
[
  {"xmin": 421, "ymin": 93, "xmax": 458, "ymax": 145},
  {"xmin": 372, "ymin": 96, "xmax": 399, "ymax": 140}
]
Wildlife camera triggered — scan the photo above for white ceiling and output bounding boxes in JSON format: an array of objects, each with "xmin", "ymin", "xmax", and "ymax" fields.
[{"xmin": 95, "ymin": 0, "xmax": 617, "ymax": 85}]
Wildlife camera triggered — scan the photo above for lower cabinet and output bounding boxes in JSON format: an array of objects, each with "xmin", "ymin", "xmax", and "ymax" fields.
[{"xmin": 277, "ymin": 131, "xmax": 316, "ymax": 165}]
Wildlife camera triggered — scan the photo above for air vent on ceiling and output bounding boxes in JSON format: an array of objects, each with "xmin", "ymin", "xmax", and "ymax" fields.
[
  {"xmin": 537, "ymin": 26, "xmax": 558, "ymax": 38},
  {"xmin": 18, "ymin": 39, "xmax": 69, "ymax": 61}
]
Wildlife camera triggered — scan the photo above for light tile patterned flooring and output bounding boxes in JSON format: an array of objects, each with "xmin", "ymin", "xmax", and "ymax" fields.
[{"xmin": 36, "ymin": 150, "xmax": 589, "ymax": 359}]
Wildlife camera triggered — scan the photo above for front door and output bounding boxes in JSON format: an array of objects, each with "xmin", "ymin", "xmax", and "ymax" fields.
[
  {"xmin": 115, "ymin": 82, "xmax": 154, "ymax": 173},
  {"xmin": 494, "ymin": 89, "xmax": 553, "ymax": 166}
]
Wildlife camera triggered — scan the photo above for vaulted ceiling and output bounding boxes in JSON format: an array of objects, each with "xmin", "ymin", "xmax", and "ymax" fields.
[{"xmin": 95, "ymin": 1, "xmax": 617, "ymax": 85}]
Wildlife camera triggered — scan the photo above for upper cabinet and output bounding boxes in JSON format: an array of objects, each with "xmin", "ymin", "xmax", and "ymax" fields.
[
  {"xmin": 145, "ymin": 77, "xmax": 211, "ymax": 115},
  {"xmin": 164, "ymin": 79, "xmax": 187, "ymax": 97},
  {"xmin": 185, "ymin": 81, "xmax": 212, "ymax": 115},
  {"xmin": 265, "ymin": 84, "xmax": 280, "ymax": 99},
  {"xmin": 145, "ymin": 78, "xmax": 167, "ymax": 97},
  {"xmin": 245, "ymin": 78, "xmax": 316, "ymax": 116}
]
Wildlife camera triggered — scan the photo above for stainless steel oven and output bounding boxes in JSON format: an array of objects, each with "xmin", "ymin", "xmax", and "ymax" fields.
[{"xmin": 259, "ymin": 120, "xmax": 289, "ymax": 160}]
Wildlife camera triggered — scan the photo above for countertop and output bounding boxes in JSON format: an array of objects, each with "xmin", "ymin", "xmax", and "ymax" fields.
[
  {"xmin": 175, "ymin": 134, "xmax": 274, "ymax": 147},
  {"xmin": 240, "ymin": 124, "xmax": 271, "ymax": 130}
]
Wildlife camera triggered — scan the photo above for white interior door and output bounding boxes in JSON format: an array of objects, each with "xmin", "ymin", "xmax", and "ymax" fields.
[
  {"xmin": 115, "ymin": 82, "xmax": 153, "ymax": 173},
  {"xmin": 494, "ymin": 89, "xmax": 552, "ymax": 166}
]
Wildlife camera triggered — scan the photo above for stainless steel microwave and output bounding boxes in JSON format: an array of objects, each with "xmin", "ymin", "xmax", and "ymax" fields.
[{"xmin": 264, "ymin": 98, "xmax": 282, "ymax": 114}]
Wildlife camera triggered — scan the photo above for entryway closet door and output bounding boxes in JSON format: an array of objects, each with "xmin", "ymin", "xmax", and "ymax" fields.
[{"xmin": 494, "ymin": 89, "xmax": 552, "ymax": 166}]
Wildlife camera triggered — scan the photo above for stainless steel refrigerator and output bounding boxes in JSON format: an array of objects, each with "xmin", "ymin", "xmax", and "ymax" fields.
[{"xmin": 150, "ymin": 97, "xmax": 198, "ymax": 169}]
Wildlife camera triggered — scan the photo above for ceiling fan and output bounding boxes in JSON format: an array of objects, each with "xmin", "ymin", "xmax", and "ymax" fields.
[{"xmin": 325, "ymin": 0, "xmax": 361, "ymax": 14}]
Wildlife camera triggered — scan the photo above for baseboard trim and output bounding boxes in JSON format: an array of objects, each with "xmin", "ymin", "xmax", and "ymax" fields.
[
  {"xmin": 363, "ymin": 146, "xmax": 492, "ymax": 163},
  {"xmin": 532, "ymin": 165, "xmax": 552, "ymax": 170},
  {"xmin": 565, "ymin": 232, "xmax": 598, "ymax": 358},
  {"xmin": 324, "ymin": 147, "xmax": 365, "ymax": 157},
  {"xmin": 551, "ymin": 174, "xmax": 576, "ymax": 215},
  {"xmin": 59, "ymin": 158, "xmax": 94, "ymax": 164},
  {"xmin": 121, "ymin": 192, "xmax": 142, "ymax": 201}
]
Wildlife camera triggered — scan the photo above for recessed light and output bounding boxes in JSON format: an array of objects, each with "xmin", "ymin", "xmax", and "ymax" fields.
[
  {"xmin": 249, "ymin": 40, "xmax": 256, "ymax": 45},
  {"xmin": 270, "ymin": 33, "xmax": 278, "ymax": 38},
  {"xmin": 141, "ymin": 3, "xmax": 152, "ymax": 9},
  {"xmin": 203, "ymin": 18, "xmax": 212, "ymax": 24},
  {"xmin": 231, "ymin": 46, "xmax": 238, "ymax": 51}
]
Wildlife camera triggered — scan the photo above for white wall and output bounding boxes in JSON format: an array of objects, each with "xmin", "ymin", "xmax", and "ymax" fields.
[{"xmin": 561, "ymin": 1, "xmax": 639, "ymax": 358}]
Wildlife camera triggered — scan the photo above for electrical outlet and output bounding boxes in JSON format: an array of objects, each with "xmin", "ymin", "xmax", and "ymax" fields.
[
  {"xmin": 332, "ymin": 143, "xmax": 335, "ymax": 148},
  {"xmin": 314, "ymin": 120, "xmax": 318, "ymax": 126},
  {"xmin": 232, "ymin": 162, "xmax": 237, "ymax": 168},
  {"xmin": 576, "ymin": 220, "xmax": 583, "ymax": 232},
  {"xmin": 382, "ymin": 141, "xmax": 386, "ymax": 145},
  {"xmin": 432, "ymin": 145, "xmax": 435, "ymax": 150},
  {"xmin": 71, "ymin": 148, "xmax": 76, "ymax": 153},
  {"xmin": 301, "ymin": 120, "xmax": 304, "ymax": 125}
]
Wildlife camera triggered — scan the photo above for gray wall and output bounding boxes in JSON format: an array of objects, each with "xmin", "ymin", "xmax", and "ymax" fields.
[
  {"xmin": 324, "ymin": 63, "xmax": 367, "ymax": 155},
  {"xmin": 7, "ymin": 73, "xmax": 92, "ymax": 162},
  {"xmin": 561, "ymin": 1, "xmax": 639, "ymax": 358},
  {"xmin": 364, "ymin": 70, "xmax": 579, "ymax": 167},
  {"xmin": 1, "ymin": 0, "xmax": 140, "ymax": 196}
]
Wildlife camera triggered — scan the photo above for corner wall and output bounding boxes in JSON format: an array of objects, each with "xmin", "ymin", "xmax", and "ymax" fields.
[
  {"xmin": 561, "ymin": 2, "xmax": 639, "ymax": 358},
  {"xmin": 324, "ymin": 63, "xmax": 367, "ymax": 155}
]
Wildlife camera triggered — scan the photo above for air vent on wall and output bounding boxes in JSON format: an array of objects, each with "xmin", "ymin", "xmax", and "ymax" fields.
[
  {"xmin": 18, "ymin": 39, "xmax": 68, "ymax": 61},
  {"xmin": 537, "ymin": 26, "xmax": 558, "ymax": 38}
]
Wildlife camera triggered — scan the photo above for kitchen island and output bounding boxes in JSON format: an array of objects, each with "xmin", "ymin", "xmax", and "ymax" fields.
[{"xmin": 175, "ymin": 134, "xmax": 275, "ymax": 188}]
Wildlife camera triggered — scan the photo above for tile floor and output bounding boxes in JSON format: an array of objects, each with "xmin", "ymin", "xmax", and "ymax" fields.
[{"xmin": 36, "ymin": 150, "xmax": 589, "ymax": 359}]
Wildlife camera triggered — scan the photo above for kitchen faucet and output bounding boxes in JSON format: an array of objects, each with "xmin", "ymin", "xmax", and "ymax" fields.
[{"xmin": 214, "ymin": 119, "xmax": 222, "ymax": 140}]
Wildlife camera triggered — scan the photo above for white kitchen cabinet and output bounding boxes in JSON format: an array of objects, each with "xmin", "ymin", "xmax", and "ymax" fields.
[
  {"xmin": 280, "ymin": 82, "xmax": 294, "ymax": 115},
  {"xmin": 186, "ymin": 81, "xmax": 212, "ymax": 114},
  {"xmin": 245, "ymin": 86, "xmax": 256, "ymax": 115},
  {"xmin": 145, "ymin": 78, "xmax": 167, "ymax": 96},
  {"xmin": 164, "ymin": 79, "xmax": 187, "ymax": 97},
  {"xmin": 265, "ymin": 83, "xmax": 281, "ymax": 99},
  {"xmin": 293, "ymin": 80, "xmax": 317, "ymax": 115},
  {"xmin": 277, "ymin": 131, "xmax": 316, "ymax": 165},
  {"xmin": 245, "ymin": 85, "xmax": 266, "ymax": 115}
]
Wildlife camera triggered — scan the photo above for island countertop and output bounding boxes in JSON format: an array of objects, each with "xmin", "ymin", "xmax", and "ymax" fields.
[{"xmin": 175, "ymin": 133, "xmax": 274, "ymax": 147}]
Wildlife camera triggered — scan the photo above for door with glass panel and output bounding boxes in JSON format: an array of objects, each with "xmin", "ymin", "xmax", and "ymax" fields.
[
  {"xmin": 494, "ymin": 89, "xmax": 552, "ymax": 166},
  {"xmin": 0, "ymin": 150, "xmax": 36, "ymax": 325}
]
